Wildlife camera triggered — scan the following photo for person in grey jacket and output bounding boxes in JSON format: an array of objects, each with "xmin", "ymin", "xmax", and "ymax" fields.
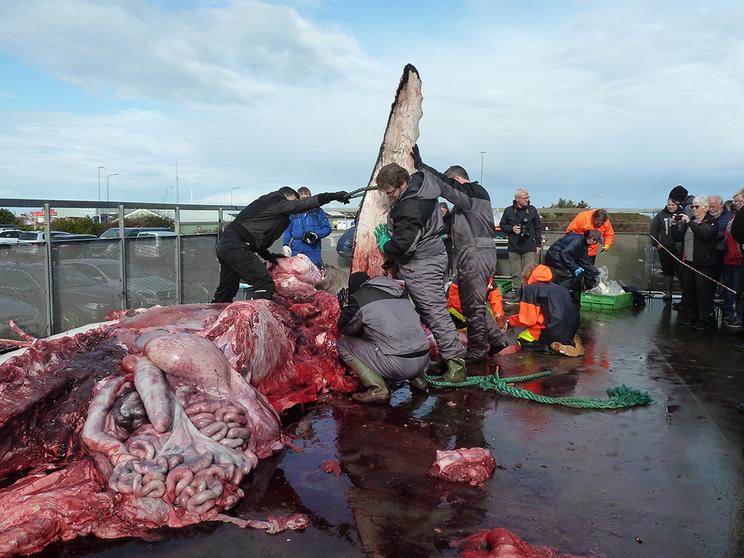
[
  {"xmin": 373, "ymin": 162, "xmax": 467, "ymax": 382},
  {"xmin": 337, "ymin": 272, "xmax": 431, "ymax": 403},
  {"xmin": 499, "ymin": 188, "xmax": 542, "ymax": 298},
  {"xmin": 412, "ymin": 145, "xmax": 515, "ymax": 366}
]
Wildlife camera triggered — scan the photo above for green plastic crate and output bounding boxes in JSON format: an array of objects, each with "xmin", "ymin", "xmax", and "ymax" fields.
[
  {"xmin": 492, "ymin": 276, "xmax": 512, "ymax": 293},
  {"xmin": 580, "ymin": 291, "xmax": 633, "ymax": 311}
]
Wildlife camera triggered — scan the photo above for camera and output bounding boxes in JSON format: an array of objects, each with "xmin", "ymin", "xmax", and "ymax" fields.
[
  {"xmin": 303, "ymin": 231, "xmax": 319, "ymax": 245},
  {"xmin": 671, "ymin": 214, "xmax": 680, "ymax": 223},
  {"xmin": 518, "ymin": 217, "xmax": 530, "ymax": 240}
]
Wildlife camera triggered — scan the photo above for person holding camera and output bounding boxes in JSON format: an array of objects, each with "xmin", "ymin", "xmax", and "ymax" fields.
[
  {"xmin": 650, "ymin": 196, "xmax": 682, "ymax": 300},
  {"xmin": 282, "ymin": 186, "xmax": 333, "ymax": 268},
  {"xmin": 499, "ymin": 188, "xmax": 542, "ymax": 299},
  {"xmin": 671, "ymin": 195, "xmax": 719, "ymax": 330}
]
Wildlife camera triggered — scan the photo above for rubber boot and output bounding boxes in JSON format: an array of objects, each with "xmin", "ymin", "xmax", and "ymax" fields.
[
  {"xmin": 662, "ymin": 276, "xmax": 673, "ymax": 301},
  {"xmin": 409, "ymin": 375, "xmax": 429, "ymax": 392},
  {"xmin": 550, "ymin": 334, "xmax": 585, "ymax": 357},
  {"xmin": 441, "ymin": 357, "xmax": 467, "ymax": 383},
  {"xmin": 349, "ymin": 358, "xmax": 389, "ymax": 403}
]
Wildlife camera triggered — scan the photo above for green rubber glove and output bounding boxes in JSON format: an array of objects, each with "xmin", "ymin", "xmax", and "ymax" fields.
[{"xmin": 374, "ymin": 223, "xmax": 391, "ymax": 252}]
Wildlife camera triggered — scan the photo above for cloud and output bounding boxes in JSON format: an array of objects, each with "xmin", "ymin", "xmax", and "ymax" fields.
[
  {"xmin": 0, "ymin": 0, "xmax": 381, "ymax": 105},
  {"xmin": 1, "ymin": 0, "xmax": 744, "ymax": 208}
]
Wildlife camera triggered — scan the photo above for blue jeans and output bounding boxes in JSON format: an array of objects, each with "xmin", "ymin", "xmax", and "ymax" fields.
[{"xmin": 721, "ymin": 264, "xmax": 741, "ymax": 319}]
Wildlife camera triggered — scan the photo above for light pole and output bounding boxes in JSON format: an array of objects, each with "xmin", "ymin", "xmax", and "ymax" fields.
[
  {"xmin": 106, "ymin": 172, "xmax": 119, "ymax": 202},
  {"xmin": 480, "ymin": 151, "xmax": 486, "ymax": 184},
  {"xmin": 230, "ymin": 187, "xmax": 240, "ymax": 205},
  {"xmin": 97, "ymin": 166, "xmax": 104, "ymax": 222}
]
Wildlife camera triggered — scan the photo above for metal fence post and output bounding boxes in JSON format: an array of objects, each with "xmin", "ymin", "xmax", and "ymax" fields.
[
  {"xmin": 118, "ymin": 205, "xmax": 127, "ymax": 309},
  {"xmin": 175, "ymin": 206, "xmax": 182, "ymax": 304},
  {"xmin": 43, "ymin": 202, "xmax": 54, "ymax": 336}
]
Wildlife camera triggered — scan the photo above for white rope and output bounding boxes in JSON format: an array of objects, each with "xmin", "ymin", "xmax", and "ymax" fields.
[{"xmin": 649, "ymin": 234, "xmax": 737, "ymax": 294}]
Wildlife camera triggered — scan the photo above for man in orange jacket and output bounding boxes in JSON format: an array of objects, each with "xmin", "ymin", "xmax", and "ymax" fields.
[
  {"xmin": 507, "ymin": 264, "xmax": 584, "ymax": 356},
  {"xmin": 565, "ymin": 209, "xmax": 614, "ymax": 263}
]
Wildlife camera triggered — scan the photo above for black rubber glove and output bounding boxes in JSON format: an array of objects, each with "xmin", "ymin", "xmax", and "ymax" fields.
[
  {"xmin": 333, "ymin": 191, "xmax": 351, "ymax": 204},
  {"xmin": 337, "ymin": 288, "xmax": 348, "ymax": 308},
  {"xmin": 257, "ymin": 248, "xmax": 285, "ymax": 264},
  {"xmin": 411, "ymin": 144, "xmax": 423, "ymax": 170}
]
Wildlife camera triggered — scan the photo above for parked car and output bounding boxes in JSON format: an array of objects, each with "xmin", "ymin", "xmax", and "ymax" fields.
[
  {"xmin": 99, "ymin": 227, "xmax": 173, "ymax": 239},
  {"xmin": 134, "ymin": 230, "xmax": 178, "ymax": 259},
  {"xmin": 18, "ymin": 231, "xmax": 72, "ymax": 243},
  {"xmin": 57, "ymin": 258, "xmax": 178, "ymax": 308},
  {"xmin": 0, "ymin": 229, "xmax": 23, "ymax": 245},
  {"xmin": 0, "ymin": 224, "xmax": 18, "ymax": 232},
  {"xmin": 0, "ymin": 262, "xmax": 119, "ymax": 331}
]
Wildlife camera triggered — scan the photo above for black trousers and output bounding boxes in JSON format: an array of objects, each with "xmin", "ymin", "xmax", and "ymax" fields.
[
  {"xmin": 211, "ymin": 229, "xmax": 275, "ymax": 303},
  {"xmin": 678, "ymin": 263, "xmax": 716, "ymax": 323}
]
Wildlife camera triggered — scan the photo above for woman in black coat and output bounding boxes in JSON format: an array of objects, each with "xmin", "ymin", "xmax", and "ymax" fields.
[
  {"xmin": 650, "ymin": 198, "xmax": 682, "ymax": 300},
  {"xmin": 672, "ymin": 196, "xmax": 719, "ymax": 329}
]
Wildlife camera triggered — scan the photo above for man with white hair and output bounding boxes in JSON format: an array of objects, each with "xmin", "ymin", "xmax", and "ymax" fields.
[{"xmin": 499, "ymin": 188, "xmax": 542, "ymax": 299}]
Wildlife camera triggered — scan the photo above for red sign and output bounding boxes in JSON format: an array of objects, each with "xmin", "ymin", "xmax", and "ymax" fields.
[{"xmin": 31, "ymin": 209, "xmax": 58, "ymax": 218}]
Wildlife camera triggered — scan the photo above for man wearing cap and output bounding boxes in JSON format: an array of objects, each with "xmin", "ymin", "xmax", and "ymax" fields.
[
  {"xmin": 282, "ymin": 186, "xmax": 332, "ymax": 268},
  {"xmin": 336, "ymin": 272, "xmax": 431, "ymax": 403},
  {"xmin": 667, "ymin": 185, "xmax": 694, "ymax": 313},
  {"xmin": 212, "ymin": 186, "xmax": 350, "ymax": 302}
]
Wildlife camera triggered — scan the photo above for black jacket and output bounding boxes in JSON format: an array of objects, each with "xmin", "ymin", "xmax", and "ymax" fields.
[
  {"xmin": 499, "ymin": 202, "xmax": 542, "ymax": 253},
  {"xmin": 383, "ymin": 172, "xmax": 443, "ymax": 262},
  {"xmin": 650, "ymin": 207, "xmax": 681, "ymax": 249},
  {"xmin": 544, "ymin": 233, "xmax": 597, "ymax": 276},
  {"xmin": 731, "ymin": 209, "xmax": 744, "ymax": 245},
  {"xmin": 227, "ymin": 191, "xmax": 322, "ymax": 251},
  {"xmin": 672, "ymin": 213, "xmax": 719, "ymax": 267}
]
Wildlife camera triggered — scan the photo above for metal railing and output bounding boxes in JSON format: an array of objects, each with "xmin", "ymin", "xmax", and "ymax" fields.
[{"xmin": 0, "ymin": 198, "xmax": 664, "ymax": 340}]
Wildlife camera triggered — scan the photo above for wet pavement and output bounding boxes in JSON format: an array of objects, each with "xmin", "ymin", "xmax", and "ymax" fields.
[{"xmin": 40, "ymin": 299, "xmax": 744, "ymax": 558}]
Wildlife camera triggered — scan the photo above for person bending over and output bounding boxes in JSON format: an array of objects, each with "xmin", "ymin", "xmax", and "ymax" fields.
[
  {"xmin": 507, "ymin": 264, "xmax": 583, "ymax": 356},
  {"xmin": 212, "ymin": 186, "xmax": 349, "ymax": 302},
  {"xmin": 544, "ymin": 230, "xmax": 602, "ymax": 297},
  {"xmin": 336, "ymin": 272, "xmax": 431, "ymax": 403}
]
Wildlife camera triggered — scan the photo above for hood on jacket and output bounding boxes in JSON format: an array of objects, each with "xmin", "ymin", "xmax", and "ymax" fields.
[
  {"xmin": 365, "ymin": 275, "xmax": 405, "ymax": 297},
  {"xmin": 526, "ymin": 264, "xmax": 553, "ymax": 285},
  {"xmin": 399, "ymin": 171, "xmax": 442, "ymax": 203}
]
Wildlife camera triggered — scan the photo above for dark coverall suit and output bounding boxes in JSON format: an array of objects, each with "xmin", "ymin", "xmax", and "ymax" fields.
[
  {"xmin": 416, "ymin": 162, "xmax": 507, "ymax": 360},
  {"xmin": 212, "ymin": 190, "xmax": 343, "ymax": 302},
  {"xmin": 381, "ymin": 172, "xmax": 466, "ymax": 360},
  {"xmin": 543, "ymin": 232, "xmax": 598, "ymax": 294}
]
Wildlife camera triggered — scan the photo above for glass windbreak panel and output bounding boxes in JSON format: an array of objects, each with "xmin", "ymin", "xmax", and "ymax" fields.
[
  {"xmin": 51, "ymin": 238, "xmax": 123, "ymax": 333},
  {"xmin": 126, "ymin": 235, "xmax": 177, "ymax": 308},
  {"xmin": 180, "ymin": 210, "xmax": 221, "ymax": 235},
  {"xmin": 181, "ymin": 235, "xmax": 218, "ymax": 303},
  {"xmin": 0, "ymin": 244, "xmax": 49, "ymax": 339}
]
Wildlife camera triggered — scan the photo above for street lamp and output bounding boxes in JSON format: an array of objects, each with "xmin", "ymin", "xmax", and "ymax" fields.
[
  {"xmin": 230, "ymin": 187, "xmax": 240, "ymax": 205},
  {"xmin": 106, "ymin": 172, "xmax": 119, "ymax": 202},
  {"xmin": 480, "ymin": 152, "xmax": 486, "ymax": 184},
  {"xmin": 97, "ymin": 166, "xmax": 104, "ymax": 222}
]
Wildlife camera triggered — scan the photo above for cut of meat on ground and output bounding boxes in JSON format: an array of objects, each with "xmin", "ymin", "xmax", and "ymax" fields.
[
  {"xmin": 452, "ymin": 528, "xmax": 598, "ymax": 558},
  {"xmin": 321, "ymin": 459, "xmax": 342, "ymax": 477},
  {"xmin": 428, "ymin": 447, "xmax": 497, "ymax": 487},
  {"xmin": 351, "ymin": 63, "xmax": 423, "ymax": 277}
]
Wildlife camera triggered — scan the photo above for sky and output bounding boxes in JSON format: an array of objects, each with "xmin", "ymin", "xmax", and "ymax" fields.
[{"xmin": 1, "ymin": 0, "xmax": 743, "ymax": 209}]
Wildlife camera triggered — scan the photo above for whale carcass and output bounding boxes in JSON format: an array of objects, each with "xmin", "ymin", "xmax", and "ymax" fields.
[{"xmin": 0, "ymin": 255, "xmax": 353, "ymax": 556}]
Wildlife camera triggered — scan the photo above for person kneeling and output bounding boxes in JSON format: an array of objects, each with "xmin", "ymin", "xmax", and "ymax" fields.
[
  {"xmin": 507, "ymin": 264, "xmax": 584, "ymax": 357},
  {"xmin": 336, "ymin": 272, "xmax": 431, "ymax": 403}
]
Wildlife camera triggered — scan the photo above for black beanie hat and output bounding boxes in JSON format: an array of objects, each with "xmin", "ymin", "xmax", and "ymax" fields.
[
  {"xmin": 348, "ymin": 271, "xmax": 370, "ymax": 294},
  {"xmin": 668, "ymin": 185, "xmax": 688, "ymax": 204}
]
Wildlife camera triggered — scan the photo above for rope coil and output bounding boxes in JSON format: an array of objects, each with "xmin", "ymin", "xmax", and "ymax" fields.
[{"xmin": 424, "ymin": 368, "xmax": 652, "ymax": 410}]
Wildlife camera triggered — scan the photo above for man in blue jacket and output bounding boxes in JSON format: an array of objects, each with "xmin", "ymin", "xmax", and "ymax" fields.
[{"xmin": 282, "ymin": 187, "xmax": 332, "ymax": 268}]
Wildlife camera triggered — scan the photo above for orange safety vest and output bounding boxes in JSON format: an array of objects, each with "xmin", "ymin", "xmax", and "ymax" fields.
[
  {"xmin": 447, "ymin": 276, "xmax": 505, "ymax": 329},
  {"xmin": 565, "ymin": 209, "xmax": 615, "ymax": 257}
]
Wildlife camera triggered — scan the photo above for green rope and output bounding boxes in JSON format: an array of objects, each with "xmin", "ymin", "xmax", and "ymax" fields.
[{"xmin": 424, "ymin": 369, "xmax": 651, "ymax": 410}]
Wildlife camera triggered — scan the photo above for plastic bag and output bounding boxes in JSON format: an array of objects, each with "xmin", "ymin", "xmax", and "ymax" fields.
[{"xmin": 587, "ymin": 266, "xmax": 625, "ymax": 295}]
